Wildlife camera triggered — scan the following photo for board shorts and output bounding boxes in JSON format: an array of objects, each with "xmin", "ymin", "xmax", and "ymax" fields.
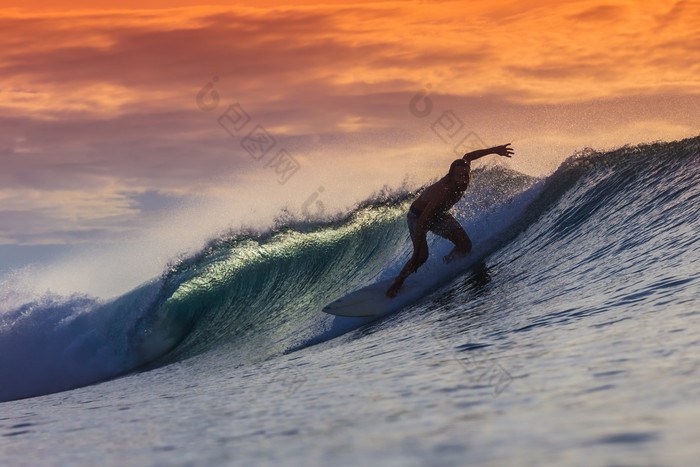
[{"xmin": 407, "ymin": 205, "xmax": 463, "ymax": 240}]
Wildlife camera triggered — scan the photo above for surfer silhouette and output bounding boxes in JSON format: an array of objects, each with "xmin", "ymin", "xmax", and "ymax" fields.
[{"xmin": 386, "ymin": 144, "xmax": 514, "ymax": 298}]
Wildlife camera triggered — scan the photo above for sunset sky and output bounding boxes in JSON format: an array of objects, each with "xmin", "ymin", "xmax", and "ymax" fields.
[{"xmin": 1, "ymin": 0, "xmax": 699, "ymax": 277}]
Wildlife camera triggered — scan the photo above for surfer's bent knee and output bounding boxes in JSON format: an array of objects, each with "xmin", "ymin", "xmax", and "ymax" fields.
[{"xmin": 448, "ymin": 229, "xmax": 471, "ymax": 253}]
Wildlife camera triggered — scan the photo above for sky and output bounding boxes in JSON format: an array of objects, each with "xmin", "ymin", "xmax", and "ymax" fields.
[{"xmin": 1, "ymin": 0, "xmax": 699, "ymax": 281}]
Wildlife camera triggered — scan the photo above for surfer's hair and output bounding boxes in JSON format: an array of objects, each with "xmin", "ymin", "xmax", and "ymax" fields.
[{"xmin": 448, "ymin": 159, "xmax": 468, "ymax": 180}]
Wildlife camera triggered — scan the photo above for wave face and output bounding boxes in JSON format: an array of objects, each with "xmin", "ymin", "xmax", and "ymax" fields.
[{"xmin": 1, "ymin": 136, "xmax": 698, "ymax": 402}]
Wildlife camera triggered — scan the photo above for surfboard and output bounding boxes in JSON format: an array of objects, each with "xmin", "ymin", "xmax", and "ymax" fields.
[
  {"xmin": 322, "ymin": 248, "xmax": 483, "ymax": 318},
  {"xmin": 322, "ymin": 278, "xmax": 402, "ymax": 318}
]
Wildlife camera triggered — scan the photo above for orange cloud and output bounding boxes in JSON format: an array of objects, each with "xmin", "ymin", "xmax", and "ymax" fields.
[
  {"xmin": 1, "ymin": 1, "xmax": 698, "ymax": 245},
  {"xmin": 1, "ymin": 0, "xmax": 697, "ymax": 116}
]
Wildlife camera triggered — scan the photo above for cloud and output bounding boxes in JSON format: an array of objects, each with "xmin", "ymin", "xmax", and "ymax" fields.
[
  {"xmin": 1, "ymin": 1, "xmax": 699, "ymax": 246},
  {"xmin": 570, "ymin": 4, "xmax": 626, "ymax": 22},
  {"xmin": 3, "ymin": 2, "xmax": 699, "ymax": 114},
  {"xmin": 0, "ymin": 182, "xmax": 198, "ymax": 245}
]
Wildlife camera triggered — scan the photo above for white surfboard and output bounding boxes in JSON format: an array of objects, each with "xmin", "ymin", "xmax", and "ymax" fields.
[
  {"xmin": 322, "ymin": 246, "xmax": 483, "ymax": 318},
  {"xmin": 322, "ymin": 278, "xmax": 405, "ymax": 317}
]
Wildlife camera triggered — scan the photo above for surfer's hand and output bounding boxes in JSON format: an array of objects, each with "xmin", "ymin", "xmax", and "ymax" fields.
[{"xmin": 494, "ymin": 143, "xmax": 513, "ymax": 158}]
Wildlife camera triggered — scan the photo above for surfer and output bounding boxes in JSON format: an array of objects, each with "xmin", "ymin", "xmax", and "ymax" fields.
[{"xmin": 386, "ymin": 144, "xmax": 514, "ymax": 298}]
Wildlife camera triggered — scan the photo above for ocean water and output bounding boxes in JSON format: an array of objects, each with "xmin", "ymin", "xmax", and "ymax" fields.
[{"xmin": 1, "ymin": 137, "xmax": 699, "ymax": 465}]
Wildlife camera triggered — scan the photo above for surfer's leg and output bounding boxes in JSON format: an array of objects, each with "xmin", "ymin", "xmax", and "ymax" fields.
[
  {"xmin": 386, "ymin": 239, "xmax": 428, "ymax": 297},
  {"xmin": 429, "ymin": 213, "xmax": 471, "ymax": 263},
  {"xmin": 387, "ymin": 213, "xmax": 427, "ymax": 298},
  {"xmin": 406, "ymin": 210, "xmax": 429, "ymax": 270},
  {"xmin": 443, "ymin": 227, "xmax": 472, "ymax": 264},
  {"xmin": 386, "ymin": 258, "xmax": 413, "ymax": 298}
]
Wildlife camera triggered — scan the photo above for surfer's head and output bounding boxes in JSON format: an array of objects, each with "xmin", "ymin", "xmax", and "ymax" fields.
[{"xmin": 448, "ymin": 159, "xmax": 470, "ymax": 185}]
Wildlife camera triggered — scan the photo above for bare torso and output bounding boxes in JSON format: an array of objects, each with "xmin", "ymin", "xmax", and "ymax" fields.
[{"xmin": 411, "ymin": 172, "xmax": 471, "ymax": 216}]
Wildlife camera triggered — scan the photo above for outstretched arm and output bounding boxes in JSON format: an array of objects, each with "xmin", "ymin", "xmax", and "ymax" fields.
[{"xmin": 463, "ymin": 143, "xmax": 513, "ymax": 162}]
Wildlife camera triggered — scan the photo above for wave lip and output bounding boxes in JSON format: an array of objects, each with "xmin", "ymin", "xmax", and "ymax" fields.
[
  {"xmin": 0, "ymin": 276, "xmax": 185, "ymax": 403},
  {"xmin": 0, "ymin": 293, "xmax": 128, "ymax": 402}
]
